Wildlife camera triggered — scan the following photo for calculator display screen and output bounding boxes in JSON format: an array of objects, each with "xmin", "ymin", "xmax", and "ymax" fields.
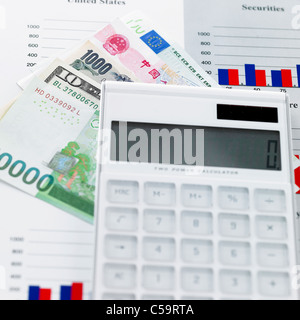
[{"xmin": 111, "ymin": 121, "xmax": 281, "ymax": 171}]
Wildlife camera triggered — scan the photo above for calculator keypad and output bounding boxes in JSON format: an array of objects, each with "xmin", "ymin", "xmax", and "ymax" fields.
[{"xmin": 100, "ymin": 180, "xmax": 295, "ymax": 300}]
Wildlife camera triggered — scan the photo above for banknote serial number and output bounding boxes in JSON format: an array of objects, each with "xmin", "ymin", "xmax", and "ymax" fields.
[
  {"xmin": 35, "ymin": 87, "xmax": 81, "ymax": 116},
  {"xmin": 52, "ymin": 81, "xmax": 99, "ymax": 110},
  {"xmin": 0, "ymin": 152, "xmax": 54, "ymax": 192}
]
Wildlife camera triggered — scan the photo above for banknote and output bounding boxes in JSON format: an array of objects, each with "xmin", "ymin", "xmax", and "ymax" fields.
[
  {"xmin": 18, "ymin": 40, "xmax": 138, "ymax": 91},
  {"xmin": 121, "ymin": 11, "xmax": 219, "ymax": 88},
  {"xmin": 92, "ymin": 18, "xmax": 189, "ymax": 86},
  {"xmin": 63, "ymin": 40, "xmax": 139, "ymax": 84},
  {"xmin": 0, "ymin": 60, "xmax": 102, "ymax": 223}
]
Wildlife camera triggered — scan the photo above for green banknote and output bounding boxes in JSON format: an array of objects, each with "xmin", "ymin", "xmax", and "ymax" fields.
[{"xmin": 0, "ymin": 60, "xmax": 103, "ymax": 223}]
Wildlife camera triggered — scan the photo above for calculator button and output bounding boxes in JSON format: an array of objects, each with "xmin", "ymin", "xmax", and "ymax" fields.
[
  {"xmin": 181, "ymin": 211, "xmax": 213, "ymax": 235},
  {"xmin": 255, "ymin": 189, "xmax": 286, "ymax": 213},
  {"xmin": 143, "ymin": 210, "xmax": 175, "ymax": 234},
  {"xmin": 256, "ymin": 216, "xmax": 287, "ymax": 240},
  {"xmin": 181, "ymin": 268, "xmax": 213, "ymax": 293},
  {"xmin": 218, "ymin": 187, "xmax": 249, "ymax": 211},
  {"xmin": 102, "ymin": 293, "xmax": 136, "ymax": 300},
  {"xmin": 143, "ymin": 237, "xmax": 176, "ymax": 262},
  {"xmin": 219, "ymin": 214, "xmax": 250, "ymax": 238},
  {"xmin": 144, "ymin": 182, "xmax": 176, "ymax": 206},
  {"xmin": 219, "ymin": 270, "xmax": 252, "ymax": 295},
  {"xmin": 258, "ymin": 272, "xmax": 291, "ymax": 297},
  {"xmin": 142, "ymin": 266, "xmax": 175, "ymax": 291},
  {"xmin": 219, "ymin": 242, "xmax": 251, "ymax": 266},
  {"xmin": 107, "ymin": 181, "xmax": 139, "ymax": 204},
  {"xmin": 104, "ymin": 264, "xmax": 137, "ymax": 289},
  {"xmin": 181, "ymin": 185, "xmax": 212, "ymax": 208},
  {"xmin": 105, "ymin": 208, "xmax": 138, "ymax": 232},
  {"xmin": 105, "ymin": 235, "xmax": 138, "ymax": 260},
  {"xmin": 257, "ymin": 243, "xmax": 289, "ymax": 268},
  {"xmin": 181, "ymin": 239, "xmax": 213, "ymax": 264}
]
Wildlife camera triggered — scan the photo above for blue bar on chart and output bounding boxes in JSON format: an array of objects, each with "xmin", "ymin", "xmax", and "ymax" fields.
[
  {"xmin": 271, "ymin": 70, "xmax": 282, "ymax": 87},
  {"xmin": 218, "ymin": 69, "xmax": 229, "ymax": 85},
  {"xmin": 297, "ymin": 65, "xmax": 300, "ymax": 87},
  {"xmin": 60, "ymin": 285, "xmax": 72, "ymax": 300},
  {"xmin": 29, "ymin": 286, "xmax": 40, "ymax": 300},
  {"xmin": 245, "ymin": 64, "xmax": 256, "ymax": 86}
]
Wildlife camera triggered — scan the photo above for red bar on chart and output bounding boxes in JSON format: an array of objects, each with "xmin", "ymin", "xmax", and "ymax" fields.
[
  {"xmin": 39, "ymin": 288, "xmax": 52, "ymax": 300},
  {"xmin": 228, "ymin": 69, "xmax": 239, "ymax": 85},
  {"xmin": 255, "ymin": 70, "xmax": 267, "ymax": 87},
  {"xmin": 71, "ymin": 283, "xmax": 83, "ymax": 300},
  {"xmin": 281, "ymin": 69, "xmax": 293, "ymax": 87}
]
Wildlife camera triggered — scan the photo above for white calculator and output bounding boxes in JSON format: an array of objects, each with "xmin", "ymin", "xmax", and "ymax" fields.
[{"xmin": 93, "ymin": 81, "xmax": 298, "ymax": 300}]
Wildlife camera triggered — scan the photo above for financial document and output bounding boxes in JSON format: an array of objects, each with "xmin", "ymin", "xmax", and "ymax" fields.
[
  {"xmin": 0, "ymin": 0, "xmax": 184, "ymax": 107},
  {"xmin": 184, "ymin": 0, "xmax": 300, "ymax": 225},
  {"xmin": 0, "ymin": 181, "xmax": 95, "ymax": 300},
  {"xmin": 0, "ymin": 0, "xmax": 184, "ymax": 300}
]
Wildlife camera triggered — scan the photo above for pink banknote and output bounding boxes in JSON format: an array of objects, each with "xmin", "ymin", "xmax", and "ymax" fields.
[{"xmin": 94, "ymin": 21, "xmax": 187, "ymax": 85}]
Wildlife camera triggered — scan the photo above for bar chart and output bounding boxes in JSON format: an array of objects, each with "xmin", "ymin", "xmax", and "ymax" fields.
[
  {"xmin": 20, "ymin": 225, "xmax": 94, "ymax": 300},
  {"xmin": 184, "ymin": 0, "xmax": 300, "ymax": 157},
  {"xmin": 28, "ymin": 282, "xmax": 83, "ymax": 300},
  {"xmin": 2, "ymin": 200, "xmax": 94, "ymax": 300},
  {"xmin": 218, "ymin": 64, "xmax": 300, "ymax": 88}
]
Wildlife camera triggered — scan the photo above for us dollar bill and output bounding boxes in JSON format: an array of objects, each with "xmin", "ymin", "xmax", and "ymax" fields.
[{"xmin": 0, "ymin": 60, "xmax": 102, "ymax": 223}]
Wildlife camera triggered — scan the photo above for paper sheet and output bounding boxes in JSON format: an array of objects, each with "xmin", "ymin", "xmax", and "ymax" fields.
[
  {"xmin": 0, "ymin": 0, "xmax": 184, "ymax": 300},
  {"xmin": 0, "ymin": 0, "xmax": 184, "ymax": 107},
  {"xmin": 184, "ymin": 0, "xmax": 300, "ymax": 257}
]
